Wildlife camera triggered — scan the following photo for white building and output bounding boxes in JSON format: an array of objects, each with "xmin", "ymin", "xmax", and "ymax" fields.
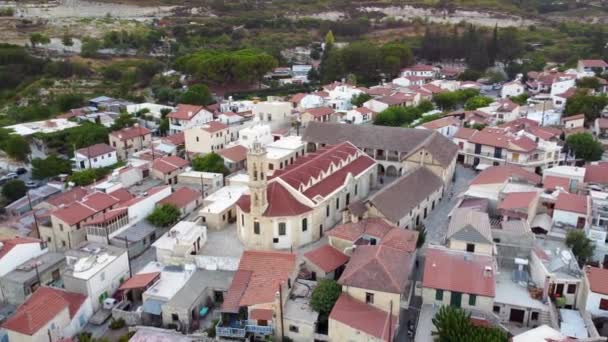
[
  {"xmin": 0, "ymin": 237, "xmax": 46, "ymax": 278},
  {"xmin": 221, "ymin": 99, "xmax": 255, "ymax": 114},
  {"xmin": 582, "ymin": 266, "xmax": 608, "ymax": 318},
  {"xmin": 501, "ymin": 81, "xmax": 525, "ymax": 98},
  {"xmin": 265, "ymin": 135, "xmax": 305, "ymax": 171},
  {"xmin": 323, "ymin": 82, "xmax": 364, "ymax": 111},
  {"xmin": 199, "ymin": 184, "xmax": 249, "ymax": 230},
  {"xmin": 344, "ymin": 107, "xmax": 375, "ymax": 125},
  {"xmin": 72, "ymin": 143, "xmax": 118, "ymax": 171},
  {"xmin": 126, "ymin": 103, "xmax": 174, "ymax": 119},
  {"xmin": 5, "ymin": 118, "xmax": 79, "ymax": 136},
  {"xmin": 63, "ymin": 242, "xmax": 130, "ymax": 311},
  {"xmin": 167, "ymin": 104, "xmax": 213, "ymax": 134},
  {"xmin": 238, "ymin": 124, "xmax": 274, "ymax": 148},
  {"xmin": 153, "ymin": 219, "xmax": 207, "ymax": 265},
  {"xmin": 417, "ymin": 116, "xmax": 461, "ymax": 138}
]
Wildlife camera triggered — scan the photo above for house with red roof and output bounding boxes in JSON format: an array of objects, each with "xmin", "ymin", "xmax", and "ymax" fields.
[
  {"xmin": 217, "ymin": 250, "xmax": 296, "ymax": 339},
  {"xmin": 498, "ymin": 191, "xmax": 541, "ymax": 222},
  {"xmin": 594, "ymin": 118, "xmax": 608, "ymax": 143},
  {"xmin": 217, "ymin": 144, "xmax": 248, "ymax": 173},
  {"xmin": 501, "ymin": 80, "xmax": 526, "ymax": 99},
  {"xmin": 422, "ymin": 246, "xmax": 495, "ymax": 312},
  {"xmin": 108, "ymin": 125, "xmax": 152, "ymax": 160},
  {"xmin": 344, "ymin": 106, "xmax": 376, "ymax": 124},
  {"xmin": 184, "ymin": 121, "xmax": 238, "ymax": 155},
  {"xmin": 2, "ymin": 286, "xmax": 93, "ymax": 342},
  {"xmin": 329, "ymin": 293, "xmax": 398, "ymax": 342},
  {"xmin": 401, "ymin": 64, "xmax": 437, "ymax": 78},
  {"xmin": 418, "ymin": 116, "xmax": 461, "ymax": 138},
  {"xmin": 303, "ymin": 244, "xmax": 349, "ymax": 280},
  {"xmin": 561, "ymin": 114, "xmax": 585, "ymax": 130},
  {"xmin": 299, "ymin": 106, "xmax": 335, "ymax": 125},
  {"xmin": 553, "ymin": 192, "xmax": 590, "ymax": 229},
  {"xmin": 71, "ymin": 143, "xmax": 117, "ymax": 171},
  {"xmin": 236, "ymin": 141, "xmax": 377, "ymax": 250},
  {"xmin": 577, "ymin": 59, "xmax": 608, "ymax": 74},
  {"xmin": 0, "ymin": 237, "xmax": 46, "ymax": 278},
  {"xmin": 167, "ymin": 104, "xmax": 213, "ymax": 134},
  {"xmin": 289, "ymin": 92, "xmax": 325, "ymax": 110},
  {"xmin": 581, "ymin": 266, "xmax": 608, "ymax": 318},
  {"xmin": 150, "ymin": 155, "xmax": 189, "ymax": 185},
  {"xmin": 158, "ymin": 187, "xmax": 202, "ymax": 216}
]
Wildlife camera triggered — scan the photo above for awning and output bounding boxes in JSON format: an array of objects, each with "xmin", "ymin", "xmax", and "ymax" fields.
[
  {"xmin": 531, "ymin": 213, "xmax": 552, "ymax": 232},
  {"xmin": 475, "ymin": 163, "xmax": 492, "ymax": 171},
  {"xmin": 142, "ymin": 299, "xmax": 164, "ymax": 315}
]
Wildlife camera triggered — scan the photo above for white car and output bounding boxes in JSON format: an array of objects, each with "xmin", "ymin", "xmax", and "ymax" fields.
[{"xmin": 103, "ymin": 298, "xmax": 118, "ymax": 310}]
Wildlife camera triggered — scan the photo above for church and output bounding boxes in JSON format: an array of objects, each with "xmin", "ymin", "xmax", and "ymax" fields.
[{"xmin": 236, "ymin": 141, "xmax": 377, "ymax": 250}]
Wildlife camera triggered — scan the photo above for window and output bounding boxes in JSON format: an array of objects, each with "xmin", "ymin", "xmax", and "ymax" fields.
[
  {"xmin": 493, "ymin": 305, "xmax": 500, "ymax": 314},
  {"xmin": 279, "ymin": 223, "xmax": 286, "ymax": 236},
  {"xmin": 326, "ymin": 205, "xmax": 330, "ymax": 217},
  {"xmin": 100, "ymin": 272, "xmax": 105, "ymax": 281},
  {"xmin": 600, "ymin": 299, "xmax": 608, "ymax": 311},
  {"xmin": 79, "ymin": 314, "xmax": 86, "ymax": 327},
  {"xmin": 365, "ymin": 292, "xmax": 374, "ymax": 304},
  {"xmin": 269, "ymin": 163, "xmax": 274, "ymax": 170},
  {"xmin": 302, "ymin": 218, "xmax": 307, "ymax": 232},
  {"xmin": 355, "ymin": 184, "xmax": 358, "ymax": 195},
  {"xmin": 336, "ymin": 197, "xmax": 340, "ymax": 210},
  {"xmin": 289, "ymin": 325, "xmax": 299, "ymax": 333},
  {"xmin": 466, "ymin": 244, "xmax": 475, "ymax": 253},
  {"xmin": 241, "ymin": 214, "xmax": 244, "ymax": 226},
  {"xmin": 254, "ymin": 221, "xmax": 260, "ymax": 235},
  {"xmin": 468, "ymin": 294, "xmax": 476, "ymax": 306},
  {"xmin": 59, "ymin": 224, "xmax": 64, "ymax": 231},
  {"xmin": 47, "ymin": 237, "xmax": 52, "ymax": 242},
  {"xmin": 172, "ymin": 314, "xmax": 179, "ymax": 321},
  {"xmin": 196, "ymin": 136, "xmax": 199, "ymax": 142},
  {"xmin": 435, "ymin": 289, "xmax": 443, "ymax": 301},
  {"xmin": 531, "ymin": 312, "xmax": 539, "ymax": 321},
  {"xmin": 567, "ymin": 284, "xmax": 577, "ymax": 294},
  {"xmin": 62, "ymin": 240, "xmax": 67, "ymax": 247}
]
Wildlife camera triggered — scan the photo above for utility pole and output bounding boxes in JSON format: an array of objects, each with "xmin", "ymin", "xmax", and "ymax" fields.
[
  {"xmin": 200, "ymin": 173, "xmax": 205, "ymax": 197},
  {"xmin": 26, "ymin": 191, "xmax": 41, "ymax": 239},
  {"xmin": 388, "ymin": 300, "xmax": 393, "ymax": 342},
  {"xmin": 279, "ymin": 283, "xmax": 285, "ymax": 341},
  {"xmin": 122, "ymin": 235, "xmax": 132, "ymax": 277}
]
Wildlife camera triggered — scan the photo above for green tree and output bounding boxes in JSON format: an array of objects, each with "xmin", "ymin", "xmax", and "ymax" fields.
[
  {"xmin": 110, "ymin": 112, "xmax": 136, "ymax": 131},
  {"xmin": 432, "ymin": 306, "xmax": 508, "ymax": 342},
  {"xmin": 31, "ymin": 155, "xmax": 72, "ymax": 180},
  {"xmin": 29, "ymin": 33, "xmax": 50, "ymax": 47},
  {"xmin": 159, "ymin": 118, "xmax": 169, "ymax": 136},
  {"xmin": 81, "ymin": 38, "xmax": 101, "ymax": 58},
  {"xmin": 2, "ymin": 134, "xmax": 30, "ymax": 161},
  {"xmin": 310, "ymin": 279, "xmax": 341, "ymax": 315},
  {"xmin": 324, "ymin": 30, "xmax": 335, "ymax": 47},
  {"xmin": 566, "ymin": 133, "xmax": 604, "ymax": 162},
  {"xmin": 351, "ymin": 93, "xmax": 372, "ymax": 107},
  {"xmin": 2, "ymin": 180, "xmax": 27, "ymax": 203},
  {"xmin": 564, "ymin": 90, "xmax": 608, "ymax": 122},
  {"xmin": 62, "ymin": 34, "xmax": 74, "ymax": 47},
  {"xmin": 510, "ymin": 93, "xmax": 529, "ymax": 105},
  {"xmin": 566, "ymin": 230, "xmax": 595, "ymax": 266},
  {"xmin": 69, "ymin": 168, "xmax": 111, "ymax": 186},
  {"xmin": 179, "ymin": 84, "xmax": 214, "ymax": 106},
  {"xmin": 147, "ymin": 204, "xmax": 181, "ymax": 228},
  {"xmin": 497, "ymin": 27, "xmax": 523, "ymax": 65},
  {"xmin": 576, "ymin": 77, "xmax": 602, "ymax": 91},
  {"xmin": 56, "ymin": 93, "xmax": 85, "ymax": 112},
  {"xmin": 464, "ymin": 96, "xmax": 493, "ymax": 110},
  {"xmin": 192, "ymin": 153, "xmax": 229, "ymax": 175}
]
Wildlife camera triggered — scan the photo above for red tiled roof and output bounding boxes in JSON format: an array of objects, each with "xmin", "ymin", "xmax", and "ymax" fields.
[
  {"xmin": 562, "ymin": 113, "xmax": 585, "ymax": 123},
  {"xmin": 380, "ymin": 228, "xmax": 418, "ymax": 253},
  {"xmin": 421, "ymin": 116, "xmax": 460, "ymax": 130},
  {"xmin": 304, "ymin": 244, "xmax": 349, "ymax": 273},
  {"xmin": 304, "ymin": 106, "xmax": 334, "ymax": 118},
  {"xmin": 527, "ymin": 126, "xmax": 561, "ymax": 141},
  {"xmin": 110, "ymin": 126, "xmax": 151, "ymax": 141},
  {"xmin": 75, "ymin": 143, "xmax": 115, "ymax": 158},
  {"xmin": 200, "ymin": 121, "xmax": 228, "ymax": 133},
  {"xmin": 108, "ymin": 188, "xmax": 135, "ymax": 204},
  {"xmin": 46, "ymin": 187, "xmax": 88, "ymax": 207},
  {"xmin": 302, "ymin": 155, "xmax": 375, "ymax": 199},
  {"xmin": 53, "ymin": 192, "xmax": 120, "ymax": 225},
  {"xmin": 86, "ymin": 208, "xmax": 128, "ymax": 226},
  {"xmin": 404, "ymin": 64, "xmax": 434, "ymax": 72},
  {"xmin": 423, "ymin": 248, "xmax": 495, "ymax": 297},
  {"xmin": 470, "ymin": 165, "xmax": 541, "ymax": 186},
  {"xmin": 0, "ymin": 237, "xmax": 41, "ymax": 260},
  {"xmin": 586, "ymin": 266, "xmax": 608, "ymax": 295},
  {"xmin": 249, "ymin": 308, "xmax": 273, "ymax": 321},
  {"xmin": 543, "ymin": 176, "xmax": 570, "ymax": 191},
  {"xmin": 218, "ymin": 145, "xmax": 248, "ymax": 163},
  {"xmin": 580, "ymin": 59, "xmax": 608, "ymax": 68},
  {"xmin": 163, "ymin": 132, "xmax": 185, "ymax": 146},
  {"xmin": 264, "ymin": 182, "xmax": 311, "ymax": 217},
  {"xmin": 82, "ymin": 192, "xmax": 120, "ymax": 211},
  {"xmin": 118, "ymin": 272, "xmax": 160, "ymax": 290},
  {"xmin": 222, "ymin": 251, "xmax": 295, "ymax": 312},
  {"xmin": 329, "ymin": 293, "xmax": 397, "ymax": 342},
  {"xmin": 151, "ymin": 155, "xmax": 188, "ymax": 174},
  {"xmin": 158, "ymin": 187, "xmax": 201, "ymax": 209},
  {"xmin": 498, "ymin": 192, "xmax": 538, "ymax": 210},
  {"xmin": 556, "ymin": 87, "xmax": 577, "ymax": 99},
  {"xmin": 597, "ymin": 118, "xmax": 608, "ymax": 129},
  {"xmin": 339, "ymin": 245, "xmax": 413, "ymax": 293},
  {"xmin": 555, "ymin": 193, "xmax": 588, "ymax": 214},
  {"xmin": 167, "ymin": 104, "xmax": 204, "ymax": 120},
  {"xmin": 468, "ymin": 128, "xmax": 537, "ymax": 152},
  {"xmin": 585, "ymin": 163, "xmax": 608, "ymax": 184},
  {"xmin": 289, "ymin": 93, "xmax": 307, "ymax": 103},
  {"xmin": 2, "ymin": 287, "xmax": 86, "ymax": 336},
  {"xmin": 327, "ymin": 218, "xmax": 395, "ymax": 242},
  {"xmin": 453, "ymin": 127, "xmax": 477, "ymax": 140}
]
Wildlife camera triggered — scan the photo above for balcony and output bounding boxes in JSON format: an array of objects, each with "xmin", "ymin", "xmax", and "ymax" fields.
[{"xmin": 216, "ymin": 319, "xmax": 273, "ymax": 338}]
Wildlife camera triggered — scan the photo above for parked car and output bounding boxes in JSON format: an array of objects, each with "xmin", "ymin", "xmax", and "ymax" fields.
[
  {"xmin": 25, "ymin": 181, "xmax": 39, "ymax": 188},
  {"xmin": 103, "ymin": 298, "xmax": 118, "ymax": 310},
  {"xmin": 16, "ymin": 168, "xmax": 27, "ymax": 175},
  {"xmin": 0, "ymin": 173, "xmax": 18, "ymax": 183}
]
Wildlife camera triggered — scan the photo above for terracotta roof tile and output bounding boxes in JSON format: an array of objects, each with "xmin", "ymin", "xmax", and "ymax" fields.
[
  {"xmin": 304, "ymin": 244, "xmax": 349, "ymax": 273},
  {"xmin": 543, "ymin": 176, "xmax": 570, "ymax": 191},
  {"xmin": 379, "ymin": 228, "xmax": 418, "ymax": 253},
  {"xmin": 249, "ymin": 308, "xmax": 273, "ymax": 321},
  {"xmin": 584, "ymin": 163, "xmax": 608, "ymax": 184},
  {"xmin": 555, "ymin": 193, "xmax": 588, "ymax": 214},
  {"xmin": 454, "ymin": 127, "xmax": 477, "ymax": 140},
  {"xmin": 118, "ymin": 272, "xmax": 160, "ymax": 290},
  {"xmin": 151, "ymin": 156, "xmax": 188, "ymax": 174},
  {"xmin": 75, "ymin": 143, "xmax": 115, "ymax": 158},
  {"xmin": 423, "ymin": 247, "xmax": 495, "ymax": 297},
  {"xmin": 110, "ymin": 126, "xmax": 151, "ymax": 141},
  {"xmin": 329, "ymin": 293, "xmax": 397, "ymax": 342},
  {"xmin": 162, "ymin": 132, "xmax": 185, "ymax": 146},
  {"xmin": 218, "ymin": 145, "xmax": 248, "ymax": 163},
  {"xmin": 327, "ymin": 218, "xmax": 395, "ymax": 242},
  {"xmin": 167, "ymin": 104, "xmax": 205, "ymax": 120},
  {"xmin": 420, "ymin": 116, "xmax": 460, "ymax": 130},
  {"xmin": 158, "ymin": 187, "xmax": 201, "ymax": 209},
  {"xmin": 200, "ymin": 121, "xmax": 228, "ymax": 133},
  {"xmin": 46, "ymin": 187, "xmax": 89, "ymax": 207},
  {"xmin": 470, "ymin": 165, "xmax": 541, "ymax": 186},
  {"xmin": 303, "ymin": 106, "xmax": 334, "ymax": 118},
  {"xmin": 586, "ymin": 266, "xmax": 608, "ymax": 295},
  {"xmin": 580, "ymin": 59, "xmax": 608, "ymax": 68},
  {"xmin": 498, "ymin": 192, "xmax": 538, "ymax": 210}
]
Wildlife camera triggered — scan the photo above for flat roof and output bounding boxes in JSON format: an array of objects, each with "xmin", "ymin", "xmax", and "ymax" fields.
[
  {"xmin": 200, "ymin": 185, "xmax": 248, "ymax": 214},
  {"xmin": 64, "ymin": 242, "xmax": 125, "ymax": 280},
  {"xmin": 178, "ymin": 170, "xmax": 223, "ymax": 179},
  {"xmin": 5, "ymin": 119, "xmax": 79, "ymax": 136},
  {"xmin": 267, "ymin": 135, "xmax": 303, "ymax": 150},
  {"xmin": 284, "ymin": 280, "xmax": 319, "ymax": 324},
  {"xmin": 152, "ymin": 221, "xmax": 205, "ymax": 251},
  {"xmin": 494, "ymin": 268, "xmax": 546, "ymax": 310},
  {"xmin": 112, "ymin": 221, "xmax": 156, "ymax": 242},
  {"xmin": 3, "ymin": 252, "xmax": 65, "ymax": 283},
  {"xmin": 165, "ymin": 269, "xmax": 234, "ymax": 308},
  {"xmin": 144, "ymin": 264, "xmax": 196, "ymax": 301}
]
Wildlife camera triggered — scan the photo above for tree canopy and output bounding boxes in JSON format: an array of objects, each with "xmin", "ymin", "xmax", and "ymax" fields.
[
  {"xmin": 1, "ymin": 132, "xmax": 30, "ymax": 162},
  {"xmin": 464, "ymin": 95, "xmax": 493, "ymax": 110},
  {"xmin": 566, "ymin": 230, "xmax": 595, "ymax": 266},
  {"xmin": 2, "ymin": 180, "xmax": 27, "ymax": 203},
  {"xmin": 31, "ymin": 155, "xmax": 72, "ymax": 180},
  {"xmin": 432, "ymin": 306, "xmax": 508, "ymax": 342},
  {"xmin": 192, "ymin": 153, "xmax": 229, "ymax": 175},
  {"xmin": 564, "ymin": 90, "xmax": 608, "ymax": 122},
  {"xmin": 147, "ymin": 204, "xmax": 181, "ymax": 228},
  {"xmin": 310, "ymin": 279, "xmax": 341, "ymax": 315},
  {"xmin": 373, "ymin": 101, "xmax": 433, "ymax": 127},
  {"xmin": 179, "ymin": 84, "xmax": 215, "ymax": 106},
  {"xmin": 433, "ymin": 88, "xmax": 481, "ymax": 111},
  {"xmin": 351, "ymin": 93, "xmax": 372, "ymax": 107},
  {"xmin": 175, "ymin": 49, "xmax": 278, "ymax": 85},
  {"xmin": 566, "ymin": 133, "xmax": 604, "ymax": 162},
  {"xmin": 68, "ymin": 168, "xmax": 112, "ymax": 186},
  {"xmin": 110, "ymin": 112, "xmax": 137, "ymax": 131}
]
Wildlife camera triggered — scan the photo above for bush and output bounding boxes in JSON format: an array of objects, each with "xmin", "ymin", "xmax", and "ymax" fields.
[
  {"xmin": 68, "ymin": 168, "xmax": 112, "ymax": 186},
  {"xmin": 2, "ymin": 180, "xmax": 27, "ymax": 203},
  {"xmin": 310, "ymin": 279, "xmax": 341, "ymax": 315},
  {"xmin": 109, "ymin": 318, "xmax": 126, "ymax": 330},
  {"xmin": 147, "ymin": 204, "xmax": 181, "ymax": 228}
]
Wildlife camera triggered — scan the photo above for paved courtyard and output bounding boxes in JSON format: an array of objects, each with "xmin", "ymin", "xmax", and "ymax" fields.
[
  {"xmin": 423, "ymin": 165, "xmax": 477, "ymax": 245},
  {"xmin": 198, "ymin": 223, "xmax": 245, "ymax": 258}
]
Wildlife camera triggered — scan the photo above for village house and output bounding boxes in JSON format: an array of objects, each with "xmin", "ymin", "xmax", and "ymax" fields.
[
  {"xmin": 581, "ymin": 266, "xmax": 608, "ymax": 318},
  {"xmin": 501, "ymin": 81, "xmax": 526, "ymax": 99},
  {"xmin": 199, "ymin": 184, "xmax": 248, "ymax": 231},
  {"xmin": 216, "ymin": 251, "xmax": 297, "ymax": 340},
  {"xmin": 477, "ymin": 98, "xmax": 521, "ymax": 123},
  {"xmin": 158, "ymin": 187, "xmax": 202, "ymax": 217},
  {"xmin": 72, "ymin": 143, "xmax": 117, "ymax": 171},
  {"xmin": 217, "ymin": 111, "xmax": 245, "ymax": 126},
  {"xmin": 177, "ymin": 170, "xmax": 224, "ymax": 196},
  {"xmin": 302, "ymin": 122, "xmax": 458, "ymax": 184},
  {"xmin": 417, "ymin": 116, "xmax": 461, "ymax": 138},
  {"xmin": 153, "ymin": 219, "xmax": 207, "ymax": 265},
  {"xmin": 446, "ymin": 208, "xmax": 493, "ymax": 255},
  {"xmin": 400, "ymin": 64, "xmax": 437, "ymax": 79},
  {"xmin": 0, "ymin": 237, "xmax": 47, "ymax": 278},
  {"xmin": 167, "ymin": 104, "xmax": 213, "ymax": 135},
  {"xmin": 217, "ymin": 144, "xmax": 248, "ymax": 173},
  {"xmin": 497, "ymin": 191, "xmax": 541, "ymax": 223},
  {"xmin": 553, "ymin": 192, "xmax": 590, "ymax": 229},
  {"xmin": 299, "ymin": 106, "xmax": 335, "ymax": 126},
  {"xmin": 562, "ymin": 114, "xmax": 586, "ymax": 130},
  {"xmin": 235, "ymin": 141, "xmax": 376, "ymax": 250},
  {"xmin": 577, "ymin": 59, "xmax": 608, "ymax": 75},
  {"xmin": 368, "ymin": 166, "xmax": 444, "ymax": 229},
  {"xmin": 594, "ymin": 118, "xmax": 608, "ymax": 143},
  {"xmin": 63, "ymin": 241, "xmax": 130, "ymax": 311},
  {"xmin": 184, "ymin": 121, "xmax": 238, "ymax": 155},
  {"xmin": 253, "ymin": 100, "xmax": 293, "ymax": 124},
  {"xmin": 363, "ymin": 92, "xmax": 420, "ymax": 113},
  {"xmin": 329, "ymin": 293, "xmax": 398, "ymax": 342},
  {"xmin": 302, "ymin": 244, "xmax": 349, "ymax": 281},
  {"xmin": 289, "ymin": 93, "xmax": 325, "ymax": 110},
  {"xmin": 323, "ymin": 81, "xmax": 365, "ymax": 111},
  {"xmin": 150, "ymin": 155, "xmax": 189, "ymax": 185},
  {"xmin": 344, "ymin": 107, "xmax": 376, "ymax": 124},
  {"xmin": 109, "ymin": 125, "xmax": 152, "ymax": 160},
  {"xmin": 1, "ymin": 287, "xmax": 93, "ymax": 342}
]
